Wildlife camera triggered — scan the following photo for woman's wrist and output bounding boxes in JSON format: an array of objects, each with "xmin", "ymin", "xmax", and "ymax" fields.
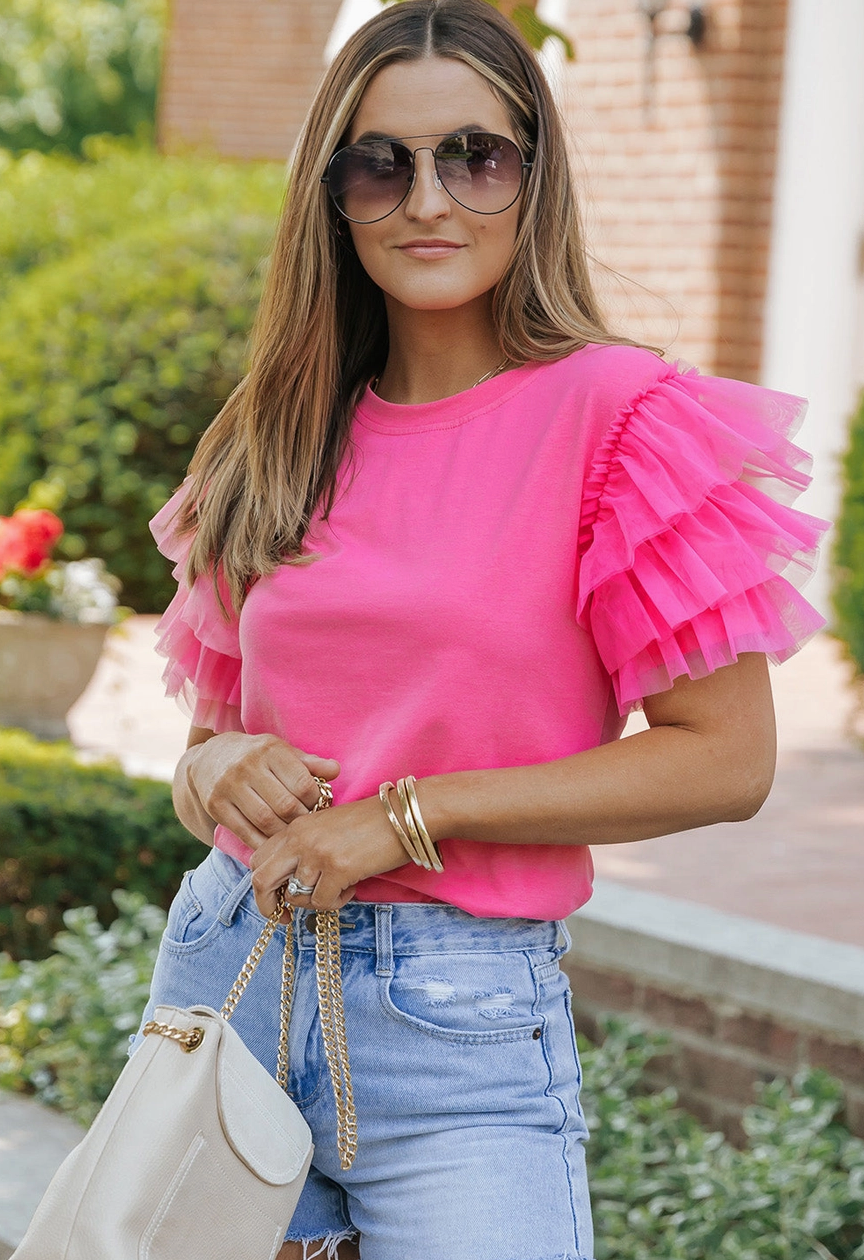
[
  {"xmin": 410, "ymin": 772, "xmax": 465, "ymax": 845},
  {"xmin": 173, "ymin": 744, "xmax": 217, "ymax": 845}
]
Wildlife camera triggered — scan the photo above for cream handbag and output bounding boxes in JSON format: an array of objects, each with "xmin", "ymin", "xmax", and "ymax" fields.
[{"xmin": 12, "ymin": 875, "xmax": 357, "ymax": 1260}]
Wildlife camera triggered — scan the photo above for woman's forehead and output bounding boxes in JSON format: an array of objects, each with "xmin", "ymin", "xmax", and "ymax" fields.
[{"xmin": 348, "ymin": 57, "xmax": 513, "ymax": 144}]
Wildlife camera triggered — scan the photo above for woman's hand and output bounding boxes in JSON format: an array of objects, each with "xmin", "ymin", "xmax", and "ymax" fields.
[
  {"xmin": 185, "ymin": 731, "xmax": 340, "ymax": 852},
  {"xmin": 250, "ymin": 794, "xmax": 409, "ymax": 915}
]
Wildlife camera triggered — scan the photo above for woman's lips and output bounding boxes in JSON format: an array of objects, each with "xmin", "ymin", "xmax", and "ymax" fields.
[{"xmin": 397, "ymin": 243, "xmax": 465, "ymax": 259}]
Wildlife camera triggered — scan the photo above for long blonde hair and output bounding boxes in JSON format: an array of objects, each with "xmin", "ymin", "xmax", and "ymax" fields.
[{"xmin": 178, "ymin": 0, "xmax": 651, "ymax": 615}]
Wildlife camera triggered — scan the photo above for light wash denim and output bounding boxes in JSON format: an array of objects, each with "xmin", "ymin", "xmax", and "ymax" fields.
[{"xmin": 131, "ymin": 847, "xmax": 595, "ymax": 1259}]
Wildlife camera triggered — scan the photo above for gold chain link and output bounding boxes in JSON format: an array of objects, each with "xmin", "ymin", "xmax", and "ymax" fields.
[{"xmin": 142, "ymin": 1019, "xmax": 205, "ymax": 1052}]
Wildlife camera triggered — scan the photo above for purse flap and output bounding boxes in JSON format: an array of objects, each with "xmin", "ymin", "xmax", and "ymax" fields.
[{"xmin": 192, "ymin": 1006, "xmax": 313, "ymax": 1186}]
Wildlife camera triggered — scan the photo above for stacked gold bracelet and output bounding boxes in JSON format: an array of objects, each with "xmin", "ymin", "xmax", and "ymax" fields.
[{"xmin": 378, "ymin": 776, "xmax": 444, "ymax": 873}]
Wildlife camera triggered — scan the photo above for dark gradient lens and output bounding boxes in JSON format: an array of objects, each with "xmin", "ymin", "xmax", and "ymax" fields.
[
  {"xmin": 324, "ymin": 133, "xmax": 528, "ymax": 223},
  {"xmin": 436, "ymin": 133, "xmax": 525, "ymax": 214},
  {"xmin": 326, "ymin": 140, "xmax": 413, "ymax": 223}
]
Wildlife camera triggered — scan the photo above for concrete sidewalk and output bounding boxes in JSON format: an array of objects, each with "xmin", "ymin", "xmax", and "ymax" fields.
[{"xmin": 68, "ymin": 620, "xmax": 864, "ymax": 947}]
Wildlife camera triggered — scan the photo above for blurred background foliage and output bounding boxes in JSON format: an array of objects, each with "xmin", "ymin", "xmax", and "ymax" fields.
[
  {"xmin": 832, "ymin": 391, "xmax": 864, "ymax": 680},
  {"xmin": 0, "ymin": 0, "xmax": 166, "ymax": 155},
  {"xmin": 0, "ymin": 143, "xmax": 284, "ymax": 610}
]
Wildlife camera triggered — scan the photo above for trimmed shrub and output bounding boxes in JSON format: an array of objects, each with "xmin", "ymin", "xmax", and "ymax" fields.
[
  {"xmin": 580, "ymin": 1020, "xmax": 864, "ymax": 1259},
  {"xmin": 0, "ymin": 149, "xmax": 285, "ymax": 610},
  {"xmin": 0, "ymin": 892, "xmax": 166, "ymax": 1124},
  {"xmin": 833, "ymin": 390, "xmax": 864, "ymax": 679},
  {"xmin": 0, "ymin": 728, "xmax": 201, "ymax": 960}
]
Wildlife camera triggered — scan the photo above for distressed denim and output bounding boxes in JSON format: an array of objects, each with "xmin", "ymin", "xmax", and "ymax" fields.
[{"xmin": 131, "ymin": 847, "xmax": 595, "ymax": 1259}]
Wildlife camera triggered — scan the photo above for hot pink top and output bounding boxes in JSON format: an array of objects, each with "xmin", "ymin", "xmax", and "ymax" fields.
[{"xmin": 150, "ymin": 344, "xmax": 828, "ymax": 920}]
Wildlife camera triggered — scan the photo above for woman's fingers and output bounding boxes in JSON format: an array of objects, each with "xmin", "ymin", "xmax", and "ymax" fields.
[{"xmin": 187, "ymin": 732, "xmax": 340, "ymax": 840}]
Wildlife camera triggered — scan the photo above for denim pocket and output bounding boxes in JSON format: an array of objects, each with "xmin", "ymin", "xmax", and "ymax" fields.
[
  {"xmin": 378, "ymin": 949, "xmax": 542, "ymax": 1044},
  {"xmin": 160, "ymin": 855, "xmax": 234, "ymax": 956}
]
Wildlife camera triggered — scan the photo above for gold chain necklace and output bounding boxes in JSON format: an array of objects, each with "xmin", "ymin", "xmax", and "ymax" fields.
[{"xmin": 371, "ymin": 357, "xmax": 511, "ymax": 395}]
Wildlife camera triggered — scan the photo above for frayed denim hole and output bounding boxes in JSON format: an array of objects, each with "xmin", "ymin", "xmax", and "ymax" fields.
[
  {"xmin": 408, "ymin": 977, "xmax": 457, "ymax": 1007},
  {"xmin": 474, "ymin": 987, "xmax": 517, "ymax": 1019},
  {"xmin": 299, "ymin": 1227, "xmax": 359, "ymax": 1258}
]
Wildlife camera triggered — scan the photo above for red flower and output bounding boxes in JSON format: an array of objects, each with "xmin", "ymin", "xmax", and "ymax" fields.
[{"xmin": 0, "ymin": 510, "xmax": 64, "ymax": 578}]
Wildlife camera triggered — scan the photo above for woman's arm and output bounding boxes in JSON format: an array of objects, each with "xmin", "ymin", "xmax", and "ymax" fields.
[
  {"xmin": 250, "ymin": 653, "xmax": 776, "ymax": 914},
  {"xmin": 419, "ymin": 651, "xmax": 776, "ymax": 846}
]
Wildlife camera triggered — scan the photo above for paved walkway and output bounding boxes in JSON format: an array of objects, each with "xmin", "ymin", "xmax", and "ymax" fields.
[{"xmin": 67, "ymin": 620, "xmax": 864, "ymax": 947}]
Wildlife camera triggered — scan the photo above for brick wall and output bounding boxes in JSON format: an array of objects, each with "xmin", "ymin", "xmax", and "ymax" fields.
[
  {"xmin": 565, "ymin": 956, "xmax": 864, "ymax": 1144},
  {"xmin": 564, "ymin": 0, "xmax": 788, "ymax": 378},
  {"xmin": 158, "ymin": 0, "xmax": 788, "ymax": 374},
  {"xmin": 158, "ymin": 0, "xmax": 342, "ymax": 160}
]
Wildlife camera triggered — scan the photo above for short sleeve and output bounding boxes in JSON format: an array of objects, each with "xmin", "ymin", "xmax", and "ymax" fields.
[
  {"xmin": 149, "ymin": 480, "xmax": 243, "ymax": 733},
  {"xmin": 576, "ymin": 364, "xmax": 830, "ymax": 715}
]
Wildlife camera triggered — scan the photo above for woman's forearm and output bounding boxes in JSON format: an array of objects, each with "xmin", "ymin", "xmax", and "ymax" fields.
[
  {"xmin": 419, "ymin": 656, "xmax": 777, "ymax": 849},
  {"xmin": 419, "ymin": 725, "xmax": 768, "ymax": 848},
  {"xmin": 172, "ymin": 745, "xmax": 217, "ymax": 847}
]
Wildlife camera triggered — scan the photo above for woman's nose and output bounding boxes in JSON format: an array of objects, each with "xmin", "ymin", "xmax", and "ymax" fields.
[{"xmin": 404, "ymin": 148, "xmax": 449, "ymax": 219}]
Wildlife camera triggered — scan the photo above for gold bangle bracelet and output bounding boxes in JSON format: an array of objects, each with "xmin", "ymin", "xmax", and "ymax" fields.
[
  {"xmin": 398, "ymin": 775, "xmax": 444, "ymax": 873},
  {"xmin": 395, "ymin": 778, "xmax": 434, "ymax": 871},
  {"xmin": 378, "ymin": 782, "xmax": 429, "ymax": 869}
]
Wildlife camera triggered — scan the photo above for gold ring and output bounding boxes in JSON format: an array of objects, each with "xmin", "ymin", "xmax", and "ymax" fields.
[{"xmin": 313, "ymin": 777, "xmax": 333, "ymax": 811}]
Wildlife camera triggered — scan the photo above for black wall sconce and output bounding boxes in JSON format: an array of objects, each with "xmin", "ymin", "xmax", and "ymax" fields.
[
  {"xmin": 639, "ymin": 2, "xmax": 707, "ymax": 46},
  {"xmin": 638, "ymin": 2, "xmax": 707, "ymax": 117}
]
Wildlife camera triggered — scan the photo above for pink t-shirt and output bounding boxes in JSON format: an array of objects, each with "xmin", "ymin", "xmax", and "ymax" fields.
[{"xmin": 150, "ymin": 344, "xmax": 828, "ymax": 920}]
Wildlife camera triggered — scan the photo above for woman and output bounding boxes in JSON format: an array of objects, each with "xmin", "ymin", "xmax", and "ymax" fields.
[{"xmin": 134, "ymin": 2, "xmax": 828, "ymax": 1257}]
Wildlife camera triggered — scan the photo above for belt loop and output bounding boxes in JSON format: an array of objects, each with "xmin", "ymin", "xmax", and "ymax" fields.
[
  {"xmin": 375, "ymin": 904, "xmax": 393, "ymax": 977},
  {"xmin": 218, "ymin": 870, "xmax": 253, "ymax": 926}
]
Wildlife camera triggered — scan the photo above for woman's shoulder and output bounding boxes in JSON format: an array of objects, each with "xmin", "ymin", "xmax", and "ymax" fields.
[{"xmin": 530, "ymin": 342, "xmax": 672, "ymax": 417}]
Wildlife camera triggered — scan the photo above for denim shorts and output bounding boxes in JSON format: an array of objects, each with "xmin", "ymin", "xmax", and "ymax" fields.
[{"xmin": 131, "ymin": 847, "xmax": 595, "ymax": 1260}]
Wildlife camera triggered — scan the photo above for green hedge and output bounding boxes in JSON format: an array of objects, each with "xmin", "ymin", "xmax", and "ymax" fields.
[
  {"xmin": 0, "ymin": 729, "xmax": 202, "ymax": 960},
  {"xmin": 0, "ymin": 146, "xmax": 285, "ymax": 611},
  {"xmin": 833, "ymin": 390, "xmax": 864, "ymax": 679}
]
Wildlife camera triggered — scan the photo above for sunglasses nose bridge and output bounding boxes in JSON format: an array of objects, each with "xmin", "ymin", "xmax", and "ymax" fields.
[{"xmin": 409, "ymin": 145, "xmax": 443, "ymax": 192}]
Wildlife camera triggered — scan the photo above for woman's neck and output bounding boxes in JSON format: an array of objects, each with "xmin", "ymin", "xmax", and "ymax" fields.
[{"xmin": 374, "ymin": 300, "xmax": 508, "ymax": 404}]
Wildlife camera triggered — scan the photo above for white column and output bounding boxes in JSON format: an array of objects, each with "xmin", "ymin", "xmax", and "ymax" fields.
[{"xmin": 761, "ymin": 0, "xmax": 864, "ymax": 616}]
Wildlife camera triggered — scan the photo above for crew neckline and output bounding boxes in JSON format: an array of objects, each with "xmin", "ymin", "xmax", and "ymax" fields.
[{"xmin": 354, "ymin": 359, "xmax": 546, "ymax": 434}]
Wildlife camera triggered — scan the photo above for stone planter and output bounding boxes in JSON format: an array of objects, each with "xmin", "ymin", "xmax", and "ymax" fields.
[{"xmin": 0, "ymin": 611, "xmax": 109, "ymax": 739}]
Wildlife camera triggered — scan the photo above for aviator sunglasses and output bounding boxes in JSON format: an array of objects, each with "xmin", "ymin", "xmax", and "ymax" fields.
[{"xmin": 321, "ymin": 131, "xmax": 533, "ymax": 224}]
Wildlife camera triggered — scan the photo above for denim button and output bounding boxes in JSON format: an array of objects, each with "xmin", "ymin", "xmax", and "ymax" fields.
[
  {"xmin": 532, "ymin": 1027, "xmax": 542, "ymax": 1040},
  {"xmin": 305, "ymin": 912, "xmax": 318, "ymax": 933}
]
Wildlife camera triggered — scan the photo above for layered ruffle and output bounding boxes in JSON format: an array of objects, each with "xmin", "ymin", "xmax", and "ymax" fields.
[
  {"xmin": 576, "ymin": 365, "xmax": 829, "ymax": 715},
  {"xmin": 149, "ymin": 481, "xmax": 243, "ymax": 733}
]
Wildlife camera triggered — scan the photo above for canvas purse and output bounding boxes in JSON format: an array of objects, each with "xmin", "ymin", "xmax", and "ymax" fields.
[{"xmin": 12, "ymin": 851, "xmax": 357, "ymax": 1260}]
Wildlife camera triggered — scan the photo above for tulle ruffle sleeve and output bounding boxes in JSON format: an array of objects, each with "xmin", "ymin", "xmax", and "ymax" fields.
[
  {"xmin": 576, "ymin": 364, "xmax": 829, "ymax": 715},
  {"xmin": 149, "ymin": 481, "xmax": 243, "ymax": 733}
]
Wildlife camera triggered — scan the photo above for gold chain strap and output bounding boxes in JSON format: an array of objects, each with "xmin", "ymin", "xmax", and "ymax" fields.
[
  {"xmin": 315, "ymin": 908, "xmax": 359, "ymax": 1170},
  {"xmin": 308, "ymin": 778, "xmax": 357, "ymax": 1170},
  {"xmin": 144, "ymin": 778, "xmax": 357, "ymax": 1169},
  {"xmin": 219, "ymin": 887, "xmax": 288, "ymax": 1023}
]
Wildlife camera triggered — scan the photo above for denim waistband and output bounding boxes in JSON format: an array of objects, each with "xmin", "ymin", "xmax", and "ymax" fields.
[{"xmin": 208, "ymin": 846, "xmax": 566, "ymax": 959}]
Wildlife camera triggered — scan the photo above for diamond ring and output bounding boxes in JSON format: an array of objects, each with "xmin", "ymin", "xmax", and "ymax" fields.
[{"xmin": 287, "ymin": 875, "xmax": 316, "ymax": 898}]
